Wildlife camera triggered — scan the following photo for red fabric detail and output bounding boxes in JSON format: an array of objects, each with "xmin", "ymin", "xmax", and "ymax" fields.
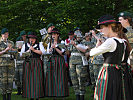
[
  {"xmin": 103, "ymin": 67, "xmax": 108, "ymax": 100},
  {"xmin": 28, "ymin": 35, "xmax": 37, "ymax": 38},
  {"xmin": 99, "ymin": 67, "xmax": 105, "ymax": 99},
  {"xmin": 65, "ymin": 63, "xmax": 68, "ymax": 68},
  {"xmin": 66, "ymin": 39, "xmax": 70, "ymax": 44},
  {"xmin": 99, "ymin": 20, "xmax": 116, "ymax": 25}
]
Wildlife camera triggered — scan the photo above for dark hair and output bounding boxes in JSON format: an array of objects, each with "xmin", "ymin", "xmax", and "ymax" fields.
[
  {"xmin": 102, "ymin": 22, "xmax": 132, "ymax": 54},
  {"xmin": 120, "ymin": 31, "xmax": 132, "ymax": 53},
  {"xmin": 110, "ymin": 23, "xmax": 124, "ymax": 38},
  {"xmin": 28, "ymin": 37, "xmax": 39, "ymax": 44},
  {"xmin": 123, "ymin": 16, "xmax": 133, "ymax": 28}
]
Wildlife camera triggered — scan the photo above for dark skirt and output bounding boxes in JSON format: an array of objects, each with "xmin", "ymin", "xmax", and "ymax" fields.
[
  {"xmin": 94, "ymin": 64, "xmax": 125, "ymax": 100},
  {"xmin": 122, "ymin": 64, "xmax": 133, "ymax": 100},
  {"xmin": 45, "ymin": 55, "xmax": 69, "ymax": 97},
  {"xmin": 22, "ymin": 58, "xmax": 45, "ymax": 98}
]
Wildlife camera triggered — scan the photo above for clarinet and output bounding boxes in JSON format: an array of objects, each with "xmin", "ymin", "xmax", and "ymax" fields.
[{"xmin": 25, "ymin": 42, "xmax": 33, "ymax": 62}]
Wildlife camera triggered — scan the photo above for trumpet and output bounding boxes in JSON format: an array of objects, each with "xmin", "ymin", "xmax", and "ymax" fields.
[{"xmin": 42, "ymin": 34, "xmax": 50, "ymax": 50}]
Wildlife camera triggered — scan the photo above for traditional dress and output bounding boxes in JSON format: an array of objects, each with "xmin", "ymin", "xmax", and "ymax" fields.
[
  {"xmin": 20, "ymin": 42, "xmax": 45, "ymax": 98},
  {"xmin": 121, "ymin": 40, "xmax": 133, "ymax": 100},
  {"xmin": 45, "ymin": 43, "xmax": 69, "ymax": 97},
  {"xmin": 90, "ymin": 37, "xmax": 126, "ymax": 100}
]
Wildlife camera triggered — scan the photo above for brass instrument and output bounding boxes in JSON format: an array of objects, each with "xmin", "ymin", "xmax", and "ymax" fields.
[{"xmin": 42, "ymin": 34, "xmax": 50, "ymax": 50}]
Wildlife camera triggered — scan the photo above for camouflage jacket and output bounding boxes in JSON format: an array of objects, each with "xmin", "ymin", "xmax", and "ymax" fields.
[
  {"xmin": 82, "ymin": 40, "xmax": 95, "ymax": 50},
  {"xmin": 91, "ymin": 33, "xmax": 104, "ymax": 64},
  {"xmin": 126, "ymin": 26, "xmax": 133, "ymax": 47},
  {"xmin": 0, "ymin": 37, "xmax": 15, "ymax": 67},
  {"xmin": 69, "ymin": 40, "xmax": 85, "ymax": 65}
]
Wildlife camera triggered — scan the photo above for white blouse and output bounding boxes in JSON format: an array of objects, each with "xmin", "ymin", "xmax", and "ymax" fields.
[
  {"xmin": 47, "ymin": 43, "xmax": 65, "ymax": 53},
  {"xmin": 20, "ymin": 42, "xmax": 46, "ymax": 56},
  {"xmin": 90, "ymin": 37, "xmax": 124, "ymax": 57}
]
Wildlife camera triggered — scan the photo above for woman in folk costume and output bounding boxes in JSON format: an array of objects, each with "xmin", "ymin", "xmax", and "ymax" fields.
[
  {"xmin": 118, "ymin": 11, "xmax": 133, "ymax": 75},
  {"xmin": 45, "ymin": 28, "xmax": 69, "ymax": 99},
  {"xmin": 85, "ymin": 15, "xmax": 127, "ymax": 100},
  {"xmin": 120, "ymin": 33, "xmax": 133, "ymax": 100},
  {"xmin": 20, "ymin": 31, "xmax": 45, "ymax": 100}
]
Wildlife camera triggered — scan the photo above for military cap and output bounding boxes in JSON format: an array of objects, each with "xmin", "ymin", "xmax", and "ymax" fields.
[
  {"xmin": 74, "ymin": 27, "xmax": 80, "ymax": 31},
  {"xmin": 47, "ymin": 23, "xmax": 54, "ymax": 29},
  {"xmin": 20, "ymin": 30, "xmax": 26, "ymax": 36},
  {"xmin": 76, "ymin": 31, "xmax": 82, "ymax": 38},
  {"xmin": 1, "ymin": 28, "xmax": 8, "ymax": 34},
  {"xmin": 84, "ymin": 32, "xmax": 92, "ymax": 37},
  {"xmin": 74, "ymin": 30, "xmax": 82, "ymax": 36},
  {"xmin": 118, "ymin": 11, "xmax": 133, "ymax": 18},
  {"xmin": 16, "ymin": 36, "xmax": 22, "ymax": 41}
]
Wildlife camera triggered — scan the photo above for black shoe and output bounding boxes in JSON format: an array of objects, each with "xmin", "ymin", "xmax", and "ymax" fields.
[
  {"xmin": 2, "ymin": 94, "xmax": 6, "ymax": 100},
  {"xmin": 68, "ymin": 82, "xmax": 73, "ymax": 87},
  {"xmin": 7, "ymin": 93, "xmax": 11, "ymax": 100},
  {"xmin": 86, "ymin": 82, "xmax": 92, "ymax": 86},
  {"xmin": 80, "ymin": 95, "xmax": 84, "ymax": 100},
  {"xmin": 16, "ymin": 87, "xmax": 22, "ymax": 95},
  {"xmin": 53, "ymin": 97, "xmax": 56, "ymax": 100},
  {"xmin": 76, "ymin": 95, "xmax": 80, "ymax": 100},
  {"xmin": 69, "ymin": 82, "xmax": 73, "ymax": 86},
  {"xmin": 91, "ymin": 93, "xmax": 94, "ymax": 97}
]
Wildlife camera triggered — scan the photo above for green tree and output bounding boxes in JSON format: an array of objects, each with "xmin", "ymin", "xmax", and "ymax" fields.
[{"xmin": 0, "ymin": 0, "xmax": 133, "ymax": 41}]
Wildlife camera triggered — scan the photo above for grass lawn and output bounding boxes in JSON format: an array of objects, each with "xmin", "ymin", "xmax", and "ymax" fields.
[{"xmin": 0, "ymin": 86, "xmax": 94, "ymax": 100}]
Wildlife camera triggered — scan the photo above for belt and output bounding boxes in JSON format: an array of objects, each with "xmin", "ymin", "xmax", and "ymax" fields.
[
  {"xmin": 16, "ymin": 61, "xmax": 24, "ymax": 63},
  {"xmin": 71, "ymin": 53, "xmax": 81, "ymax": 56},
  {"xmin": 103, "ymin": 63, "xmax": 121, "ymax": 69},
  {"xmin": 121, "ymin": 63, "xmax": 127, "ymax": 66},
  {"xmin": 0, "ymin": 54, "xmax": 11, "ymax": 58}
]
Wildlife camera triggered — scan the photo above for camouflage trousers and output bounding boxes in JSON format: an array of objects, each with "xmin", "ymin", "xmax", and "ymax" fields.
[
  {"xmin": 89, "ymin": 64, "xmax": 95, "ymax": 85},
  {"xmin": 0, "ymin": 66, "xmax": 15, "ymax": 94},
  {"xmin": 14, "ymin": 65, "xmax": 23, "ymax": 88},
  {"xmin": 43, "ymin": 56, "xmax": 49, "ymax": 78},
  {"xmin": 93, "ymin": 64, "xmax": 103, "ymax": 83},
  {"xmin": 69, "ymin": 64, "xmax": 88, "ymax": 95}
]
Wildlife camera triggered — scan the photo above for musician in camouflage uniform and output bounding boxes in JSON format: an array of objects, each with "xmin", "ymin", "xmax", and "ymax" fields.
[
  {"xmin": 90, "ymin": 30, "xmax": 104, "ymax": 87},
  {"xmin": 0, "ymin": 28, "xmax": 15, "ymax": 100},
  {"xmin": 20, "ymin": 30, "xmax": 27, "ymax": 43},
  {"xmin": 83, "ymin": 32, "xmax": 95, "ymax": 86},
  {"xmin": 118, "ymin": 11, "xmax": 133, "ymax": 46},
  {"xmin": 42, "ymin": 23, "xmax": 55, "ymax": 80},
  {"xmin": 64, "ymin": 31, "xmax": 75, "ymax": 86},
  {"xmin": 69, "ymin": 32, "xmax": 89, "ymax": 100},
  {"xmin": 14, "ymin": 31, "xmax": 26, "ymax": 95}
]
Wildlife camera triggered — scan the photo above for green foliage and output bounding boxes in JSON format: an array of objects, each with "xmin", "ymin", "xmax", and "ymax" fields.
[{"xmin": 0, "ymin": 0, "xmax": 133, "ymax": 41}]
